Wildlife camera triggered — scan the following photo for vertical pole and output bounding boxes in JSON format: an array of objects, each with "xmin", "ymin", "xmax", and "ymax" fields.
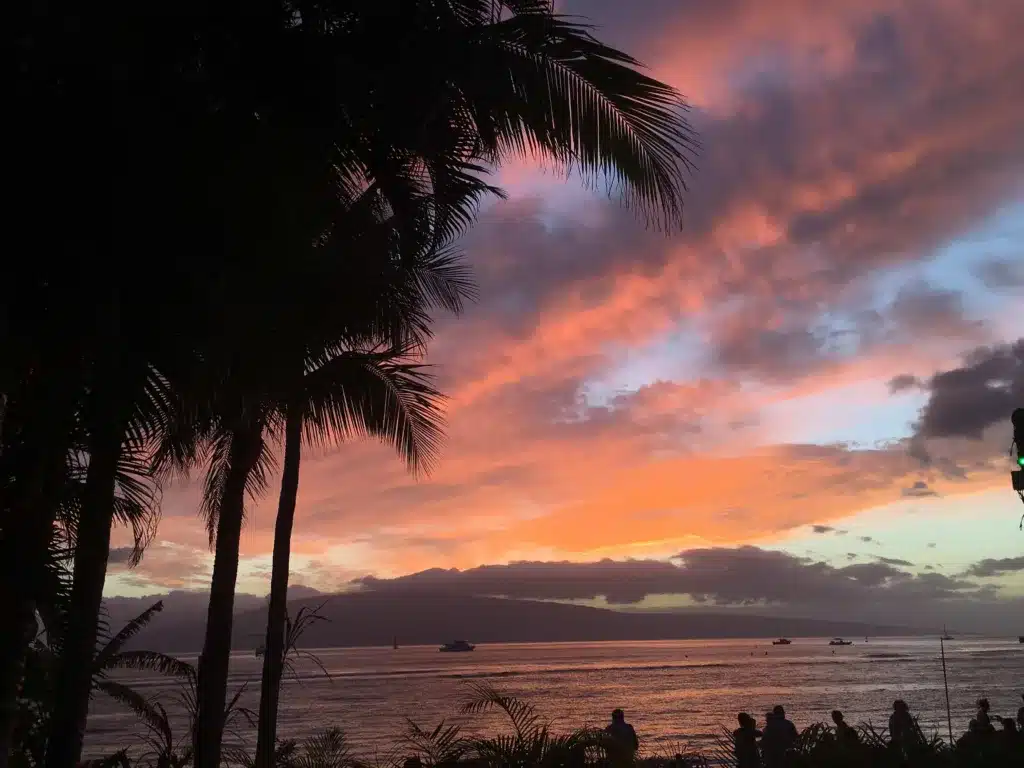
[{"xmin": 940, "ymin": 637, "xmax": 954, "ymax": 746}]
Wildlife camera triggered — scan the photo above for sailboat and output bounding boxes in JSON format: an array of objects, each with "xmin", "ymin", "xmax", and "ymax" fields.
[{"xmin": 941, "ymin": 625, "xmax": 954, "ymax": 641}]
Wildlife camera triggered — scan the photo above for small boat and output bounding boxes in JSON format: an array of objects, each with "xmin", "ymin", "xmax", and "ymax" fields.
[
  {"xmin": 829, "ymin": 638, "xmax": 853, "ymax": 646},
  {"xmin": 941, "ymin": 625, "xmax": 954, "ymax": 641},
  {"xmin": 439, "ymin": 640, "xmax": 475, "ymax": 652},
  {"xmin": 1018, "ymin": 636, "xmax": 1023, "ymax": 644},
  {"xmin": 772, "ymin": 638, "xmax": 792, "ymax": 645}
]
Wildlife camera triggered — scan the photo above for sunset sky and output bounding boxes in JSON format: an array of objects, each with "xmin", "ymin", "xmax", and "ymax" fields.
[{"xmin": 106, "ymin": 0, "xmax": 1024, "ymax": 632}]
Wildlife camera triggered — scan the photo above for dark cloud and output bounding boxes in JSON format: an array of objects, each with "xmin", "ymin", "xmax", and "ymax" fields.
[
  {"xmin": 354, "ymin": 546, "xmax": 979, "ymax": 609},
  {"xmin": 974, "ymin": 258, "xmax": 1024, "ymax": 292},
  {"xmin": 876, "ymin": 556, "xmax": 914, "ymax": 567},
  {"xmin": 107, "ymin": 547, "xmax": 135, "ymax": 566},
  {"xmin": 901, "ymin": 480, "xmax": 938, "ymax": 498},
  {"xmin": 888, "ymin": 374, "xmax": 923, "ymax": 393},
  {"xmin": 963, "ymin": 556, "xmax": 1024, "ymax": 579},
  {"xmin": 915, "ymin": 339, "xmax": 1024, "ymax": 439},
  {"xmin": 811, "ymin": 525, "xmax": 835, "ymax": 534}
]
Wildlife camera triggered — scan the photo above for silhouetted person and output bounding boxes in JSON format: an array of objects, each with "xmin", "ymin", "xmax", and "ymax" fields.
[
  {"xmin": 762, "ymin": 705, "xmax": 797, "ymax": 768},
  {"xmin": 733, "ymin": 712, "xmax": 762, "ymax": 768},
  {"xmin": 832, "ymin": 710, "xmax": 859, "ymax": 747},
  {"xmin": 889, "ymin": 700, "xmax": 917, "ymax": 756},
  {"xmin": 605, "ymin": 708, "xmax": 639, "ymax": 760},
  {"xmin": 1017, "ymin": 705, "xmax": 1024, "ymax": 730},
  {"xmin": 976, "ymin": 698, "xmax": 995, "ymax": 733}
]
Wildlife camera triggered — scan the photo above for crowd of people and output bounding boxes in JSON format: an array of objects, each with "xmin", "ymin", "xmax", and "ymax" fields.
[{"xmin": 602, "ymin": 695, "xmax": 1024, "ymax": 767}]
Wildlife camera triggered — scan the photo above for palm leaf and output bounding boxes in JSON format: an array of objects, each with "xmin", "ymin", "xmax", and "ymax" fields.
[
  {"xmin": 403, "ymin": 719, "xmax": 468, "ymax": 766},
  {"xmin": 94, "ymin": 679, "xmax": 164, "ymax": 732},
  {"xmin": 299, "ymin": 728, "xmax": 355, "ymax": 768},
  {"xmin": 301, "ymin": 347, "xmax": 446, "ymax": 476},
  {"xmin": 460, "ymin": 682, "xmax": 543, "ymax": 740},
  {"xmin": 103, "ymin": 649, "xmax": 196, "ymax": 681},
  {"xmin": 93, "ymin": 600, "xmax": 164, "ymax": 669}
]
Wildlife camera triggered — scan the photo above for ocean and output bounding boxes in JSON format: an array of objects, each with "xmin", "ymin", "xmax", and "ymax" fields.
[{"xmin": 85, "ymin": 637, "xmax": 1024, "ymax": 760}]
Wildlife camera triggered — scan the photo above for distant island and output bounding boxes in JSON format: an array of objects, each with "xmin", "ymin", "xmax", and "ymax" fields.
[{"xmin": 114, "ymin": 591, "xmax": 913, "ymax": 653}]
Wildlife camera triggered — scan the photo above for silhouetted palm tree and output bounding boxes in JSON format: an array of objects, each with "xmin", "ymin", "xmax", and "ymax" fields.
[{"xmin": 14, "ymin": 601, "xmax": 192, "ymax": 766}]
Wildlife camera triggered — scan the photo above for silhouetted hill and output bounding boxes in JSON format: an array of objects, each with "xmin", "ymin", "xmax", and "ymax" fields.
[{"xmin": 123, "ymin": 591, "xmax": 910, "ymax": 653}]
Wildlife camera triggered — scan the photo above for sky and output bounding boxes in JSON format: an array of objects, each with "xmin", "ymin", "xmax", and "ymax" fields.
[{"xmin": 106, "ymin": 0, "xmax": 1024, "ymax": 633}]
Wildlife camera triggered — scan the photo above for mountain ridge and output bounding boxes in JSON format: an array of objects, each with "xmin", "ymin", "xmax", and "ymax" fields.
[{"xmin": 116, "ymin": 591, "xmax": 914, "ymax": 653}]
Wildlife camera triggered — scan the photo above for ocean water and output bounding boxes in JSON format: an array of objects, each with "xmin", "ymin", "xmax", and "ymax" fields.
[{"xmin": 85, "ymin": 637, "xmax": 1024, "ymax": 759}]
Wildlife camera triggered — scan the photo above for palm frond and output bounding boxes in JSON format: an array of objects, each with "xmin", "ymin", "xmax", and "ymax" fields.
[
  {"xmin": 93, "ymin": 600, "xmax": 164, "ymax": 669},
  {"xmin": 467, "ymin": 10, "xmax": 697, "ymax": 228},
  {"xmin": 460, "ymin": 682, "xmax": 543, "ymax": 740},
  {"xmin": 299, "ymin": 728, "xmax": 355, "ymax": 768},
  {"xmin": 301, "ymin": 348, "xmax": 446, "ymax": 476},
  {"xmin": 94, "ymin": 679, "xmax": 164, "ymax": 732},
  {"xmin": 403, "ymin": 719, "xmax": 468, "ymax": 766},
  {"xmin": 103, "ymin": 649, "xmax": 196, "ymax": 681}
]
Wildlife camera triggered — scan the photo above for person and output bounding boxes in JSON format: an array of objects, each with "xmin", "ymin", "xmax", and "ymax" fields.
[
  {"xmin": 1017, "ymin": 705, "xmax": 1024, "ymax": 730},
  {"xmin": 997, "ymin": 719, "xmax": 1021, "ymax": 757},
  {"xmin": 889, "ymin": 700, "xmax": 917, "ymax": 756},
  {"xmin": 976, "ymin": 698, "xmax": 995, "ymax": 733},
  {"xmin": 733, "ymin": 712, "xmax": 762, "ymax": 768},
  {"xmin": 761, "ymin": 705, "xmax": 798, "ymax": 768},
  {"xmin": 604, "ymin": 708, "xmax": 639, "ymax": 759},
  {"xmin": 832, "ymin": 710, "xmax": 859, "ymax": 747}
]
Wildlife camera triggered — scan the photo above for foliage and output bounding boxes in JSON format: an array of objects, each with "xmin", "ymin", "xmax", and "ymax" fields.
[{"xmin": 255, "ymin": 601, "xmax": 333, "ymax": 684}]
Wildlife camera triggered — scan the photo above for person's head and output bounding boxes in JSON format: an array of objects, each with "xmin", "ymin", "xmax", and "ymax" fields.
[
  {"xmin": 738, "ymin": 712, "xmax": 753, "ymax": 728},
  {"xmin": 831, "ymin": 710, "xmax": 844, "ymax": 726},
  {"xmin": 968, "ymin": 719, "xmax": 979, "ymax": 733},
  {"xmin": 1002, "ymin": 718, "xmax": 1018, "ymax": 733},
  {"xmin": 765, "ymin": 711, "xmax": 774, "ymax": 723},
  {"xmin": 611, "ymin": 709, "xmax": 625, "ymax": 723},
  {"xmin": 893, "ymin": 700, "xmax": 908, "ymax": 713},
  {"xmin": 1017, "ymin": 705, "xmax": 1024, "ymax": 726},
  {"xmin": 977, "ymin": 698, "xmax": 989, "ymax": 712},
  {"xmin": 772, "ymin": 705, "xmax": 786, "ymax": 719}
]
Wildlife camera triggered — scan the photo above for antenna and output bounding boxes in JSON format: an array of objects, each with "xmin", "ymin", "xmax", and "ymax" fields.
[
  {"xmin": 1011, "ymin": 409, "xmax": 1024, "ymax": 528},
  {"xmin": 940, "ymin": 636, "xmax": 953, "ymax": 747}
]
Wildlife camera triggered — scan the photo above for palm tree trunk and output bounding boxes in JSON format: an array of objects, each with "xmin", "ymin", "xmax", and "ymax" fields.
[
  {"xmin": 193, "ymin": 425, "xmax": 262, "ymax": 768},
  {"xmin": 44, "ymin": 413, "xmax": 125, "ymax": 768},
  {"xmin": 0, "ymin": 379, "xmax": 78, "ymax": 768},
  {"xmin": 255, "ymin": 402, "xmax": 302, "ymax": 768}
]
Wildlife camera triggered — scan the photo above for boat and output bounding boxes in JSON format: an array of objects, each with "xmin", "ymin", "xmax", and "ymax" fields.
[
  {"xmin": 829, "ymin": 638, "xmax": 853, "ymax": 646},
  {"xmin": 393, "ymin": 635, "xmax": 399, "ymax": 650},
  {"xmin": 439, "ymin": 640, "xmax": 475, "ymax": 652},
  {"xmin": 1018, "ymin": 636, "xmax": 1023, "ymax": 644},
  {"xmin": 772, "ymin": 638, "xmax": 792, "ymax": 645},
  {"xmin": 941, "ymin": 625, "xmax": 954, "ymax": 641}
]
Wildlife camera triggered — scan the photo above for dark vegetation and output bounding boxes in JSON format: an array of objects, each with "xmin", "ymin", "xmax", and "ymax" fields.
[{"xmin": 3, "ymin": 1, "xmax": 696, "ymax": 767}]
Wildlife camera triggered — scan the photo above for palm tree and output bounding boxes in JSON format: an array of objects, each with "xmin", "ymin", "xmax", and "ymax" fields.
[
  {"xmin": 14, "ymin": 601, "xmax": 194, "ymax": 765},
  {"xmin": 254, "ymin": 346, "xmax": 447, "ymax": 766},
  {"xmin": 243, "ymin": 2, "xmax": 696, "ymax": 762},
  {"xmin": 43, "ymin": 383, "xmax": 167, "ymax": 768}
]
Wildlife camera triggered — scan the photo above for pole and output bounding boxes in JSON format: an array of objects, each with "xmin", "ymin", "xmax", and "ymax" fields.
[{"xmin": 940, "ymin": 637, "xmax": 954, "ymax": 747}]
